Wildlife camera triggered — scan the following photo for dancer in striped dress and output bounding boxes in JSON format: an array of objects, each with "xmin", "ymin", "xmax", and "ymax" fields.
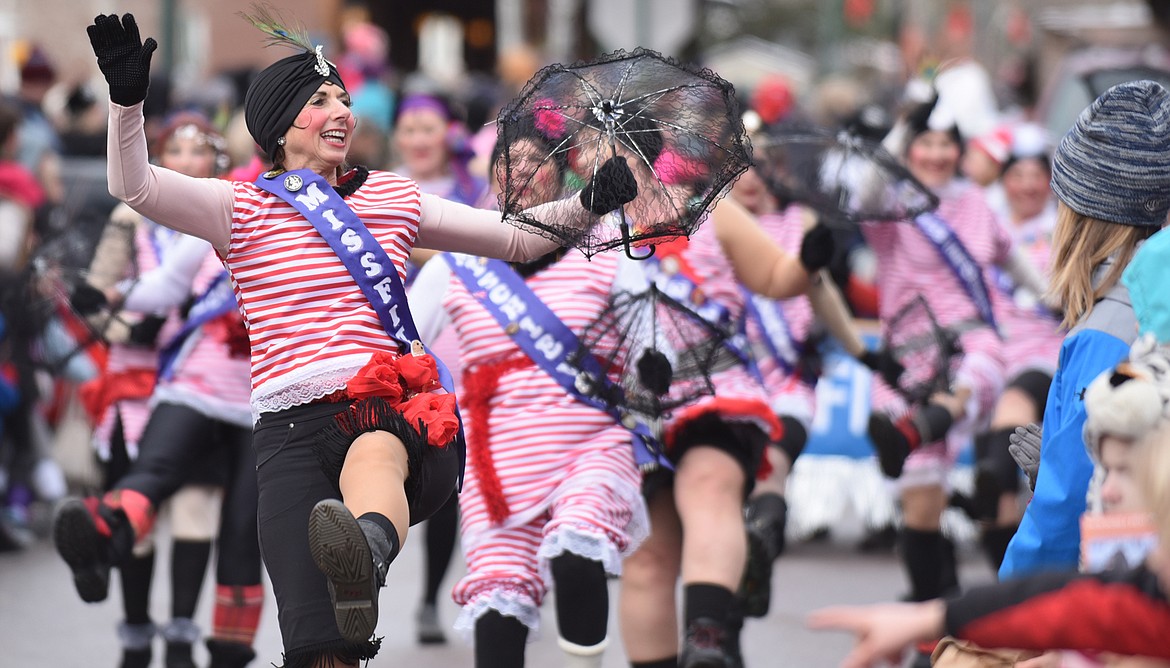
[
  {"xmin": 862, "ymin": 94, "xmax": 1035, "ymax": 605},
  {"xmin": 619, "ymin": 196, "xmax": 836, "ymax": 668},
  {"xmin": 68, "ymin": 14, "xmax": 638, "ymax": 667},
  {"xmin": 409, "ymin": 116, "xmax": 646, "ymax": 668},
  {"xmin": 68, "ymin": 113, "xmax": 260, "ymax": 668}
]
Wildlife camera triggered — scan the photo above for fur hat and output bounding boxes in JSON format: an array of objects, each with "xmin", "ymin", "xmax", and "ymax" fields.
[{"xmin": 1083, "ymin": 333, "xmax": 1170, "ymax": 460}]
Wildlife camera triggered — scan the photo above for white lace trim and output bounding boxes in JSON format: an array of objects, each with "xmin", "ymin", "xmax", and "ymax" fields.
[
  {"xmin": 453, "ymin": 588, "xmax": 542, "ymax": 644},
  {"xmin": 536, "ymin": 526, "xmax": 626, "ymax": 586},
  {"xmin": 249, "ymin": 355, "xmax": 371, "ymax": 422}
]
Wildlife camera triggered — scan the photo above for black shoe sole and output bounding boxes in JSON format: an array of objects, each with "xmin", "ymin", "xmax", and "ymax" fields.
[
  {"xmin": 867, "ymin": 414, "xmax": 910, "ymax": 479},
  {"xmin": 308, "ymin": 499, "xmax": 378, "ymax": 643},
  {"xmin": 53, "ymin": 498, "xmax": 111, "ymax": 603}
]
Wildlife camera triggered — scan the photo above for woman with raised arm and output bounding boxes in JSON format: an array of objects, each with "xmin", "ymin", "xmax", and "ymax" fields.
[{"xmin": 59, "ymin": 13, "xmax": 629, "ymax": 668}]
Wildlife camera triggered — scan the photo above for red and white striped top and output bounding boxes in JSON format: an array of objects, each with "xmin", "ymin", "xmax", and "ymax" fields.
[
  {"xmin": 226, "ymin": 172, "xmax": 422, "ymax": 416},
  {"xmin": 746, "ymin": 208, "xmax": 816, "ymax": 404},
  {"xmin": 995, "ymin": 204, "xmax": 1063, "ymax": 375},
  {"xmin": 656, "ymin": 221, "xmax": 778, "ymax": 440},
  {"xmin": 862, "ymin": 181, "xmax": 1012, "ymax": 350},
  {"xmin": 152, "ymin": 246, "xmax": 253, "ymax": 427},
  {"xmin": 92, "ymin": 217, "xmax": 182, "ymax": 454},
  {"xmin": 443, "ymin": 252, "xmax": 640, "ymax": 527}
]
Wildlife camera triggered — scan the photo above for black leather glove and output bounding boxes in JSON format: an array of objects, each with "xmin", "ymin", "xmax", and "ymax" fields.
[
  {"xmin": 580, "ymin": 156, "xmax": 638, "ymax": 215},
  {"xmin": 70, "ymin": 283, "xmax": 109, "ymax": 316},
  {"xmin": 799, "ymin": 223, "xmax": 834, "ymax": 273},
  {"xmin": 860, "ymin": 347, "xmax": 905, "ymax": 390},
  {"xmin": 127, "ymin": 314, "xmax": 166, "ymax": 347},
  {"xmin": 87, "ymin": 13, "xmax": 157, "ymax": 107}
]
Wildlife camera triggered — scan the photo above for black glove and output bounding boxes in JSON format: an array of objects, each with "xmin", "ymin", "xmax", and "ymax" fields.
[
  {"xmin": 87, "ymin": 13, "xmax": 157, "ymax": 107},
  {"xmin": 860, "ymin": 347, "xmax": 905, "ymax": 389},
  {"xmin": 798, "ymin": 223, "xmax": 834, "ymax": 273},
  {"xmin": 127, "ymin": 314, "xmax": 166, "ymax": 347},
  {"xmin": 580, "ymin": 156, "xmax": 638, "ymax": 215},
  {"xmin": 70, "ymin": 283, "xmax": 109, "ymax": 316}
]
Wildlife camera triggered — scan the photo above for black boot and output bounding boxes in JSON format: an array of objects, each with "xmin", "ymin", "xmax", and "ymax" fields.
[
  {"xmin": 117, "ymin": 621, "xmax": 155, "ymax": 668},
  {"xmin": 900, "ymin": 529, "xmax": 956, "ymax": 602},
  {"xmin": 739, "ymin": 494, "xmax": 787, "ymax": 617},
  {"xmin": 308, "ymin": 500, "xmax": 397, "ymax": 643},
  {"xmin": 206, "ymin": 639, "xmax": 257, "ymax": 668},
  {"xmin": 680, "ymin": 617, "xmax": 732, "ymax": 668}
]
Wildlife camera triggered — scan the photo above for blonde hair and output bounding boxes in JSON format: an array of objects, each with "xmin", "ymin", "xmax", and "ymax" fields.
[
  {"xmin": 1136, "ymin": 419, "xmax": 1170, "ymax": 542},
  {"xmin": 1047, "ymin": 201, "xmax": 1152, "ymax": 328}
]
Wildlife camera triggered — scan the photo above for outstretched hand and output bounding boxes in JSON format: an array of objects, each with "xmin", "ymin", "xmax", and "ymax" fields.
[
  {"xmin": 87, "ymin": 13, "xmax": 157, "ymax": 107},
  {"xmin": 580, "ymin": 156, "xmax": 638, "ymax": 215},
  {"xmin": 808, "ymin": 601, "xmax": 945, "ymax": 668}
]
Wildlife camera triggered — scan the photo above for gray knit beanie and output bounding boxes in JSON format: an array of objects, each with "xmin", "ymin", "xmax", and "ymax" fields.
[{"xmin": 1051, "ymin": 80, "xmax": 1170, "ymax": 227}]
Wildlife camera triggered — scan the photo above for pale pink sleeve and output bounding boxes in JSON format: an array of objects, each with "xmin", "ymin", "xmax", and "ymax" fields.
[
  {"xmin": 415, "ymin": 193, "xmax": 588, "ymax": 262},
  {"xmin": 107, "ymin": 102, "xmax": 235, "ymax": 254}
]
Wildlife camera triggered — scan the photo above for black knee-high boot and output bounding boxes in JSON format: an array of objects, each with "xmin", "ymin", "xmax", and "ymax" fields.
[
  {"xmin": 900, "ymin": 529, "xmax": 958, "ymax": 602},
  {"xmin": 475, "ymin": 610, "xmax": 529, "ymax": 668}
]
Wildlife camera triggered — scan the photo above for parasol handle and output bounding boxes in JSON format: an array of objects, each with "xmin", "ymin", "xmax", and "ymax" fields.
[{"xmin": 605, "ymin": 115, "xmax": 655, "ymax": 261}]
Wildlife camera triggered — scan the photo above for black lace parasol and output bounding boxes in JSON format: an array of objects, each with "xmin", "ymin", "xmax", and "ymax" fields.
[
  {"xmin": 571, "ymin": 281, "xmax": 741, "ymax": 421},
  {"xmin": 753, "ymin": 124, "xmax": 938, "ymax": 226},
  {"xmin": 882, "ymin": 295, "xmax": 963, "ymax": 407},
  {"xmin": 496, "ymin": 48, "xmax": 751, "ymax": 258}
]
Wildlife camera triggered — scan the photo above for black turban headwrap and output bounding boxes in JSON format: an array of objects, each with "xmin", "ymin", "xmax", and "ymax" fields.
[{"xmin": 244, "ymin": 51, "xmax": 346, "ymax": 161}]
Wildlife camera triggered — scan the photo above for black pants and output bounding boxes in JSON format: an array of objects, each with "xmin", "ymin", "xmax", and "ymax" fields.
[
  {"xmin": 251, "ymin": 400, "xmax": 459, "ymax": 655},
  {"xmin": 114, "ymin": 402, "xmax": 261, "ymax": 587}
]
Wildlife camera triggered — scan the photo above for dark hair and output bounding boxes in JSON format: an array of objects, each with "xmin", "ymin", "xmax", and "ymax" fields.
[
  {"xmin": 904, "ymin": 95, "xmax": 962, "ymax": 152},
  {"xmin": 492, "ymin": 115, "xmax": 569, "ymax": 177}
]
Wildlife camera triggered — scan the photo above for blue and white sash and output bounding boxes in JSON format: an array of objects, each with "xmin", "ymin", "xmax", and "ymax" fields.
[
  {"xmin": 254, "ymin": 169, "xmax": 466, "ymax": 483},
  {"xmin": 912, "ymin": 211, "xmax": 999, "ymax": 334},
  {"xmin": 640, "ymin": 256, "xmax": 755, "ymax": 369},
  {"xmin": 157, "ymin": 271, "xmax": 236, "ymax": 381},
  {"xmin": 444, "ymin": 253, "xmax": 670, "ymax": 471},
  {"xmin": 742, "ymin": 289, "xmax": 801, "ymax": 377}
]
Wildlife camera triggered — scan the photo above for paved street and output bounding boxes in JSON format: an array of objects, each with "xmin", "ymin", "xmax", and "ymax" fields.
[{"xmin": 0, "ymin": 514, "xmax": 996, "ymax": 667}]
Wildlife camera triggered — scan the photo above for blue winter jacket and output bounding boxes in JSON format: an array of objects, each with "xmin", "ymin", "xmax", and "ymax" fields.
[{"xmin": 1000, "ymin": 271, "xmax": 1135, "ymax": 578}]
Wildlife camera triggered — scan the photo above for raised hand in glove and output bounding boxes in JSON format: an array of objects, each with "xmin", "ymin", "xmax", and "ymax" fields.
[
  {"xmin": 87, "ymin": 13, "xmax": 157, "ymax": 107},
  {"xmin": 580, "ymin": 156, "xmax": 638, "ymax": 215},
  {"xmin": 1008, "ymin": 422, "xmax": 1042, "ymax": 491},
  {"xmin": 70, "ymin": 283, "xmax": 109, "ymax": 316},
  {"xmin": 860, "ymin": 347, "xmax": 905, "ymax": 390},
  {"xmin": 799, "ymin": 223, "xmax": 835, "ymax": 273}
]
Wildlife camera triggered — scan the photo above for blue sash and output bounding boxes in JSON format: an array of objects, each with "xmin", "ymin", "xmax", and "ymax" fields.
[
  {"xmin": 742, "ymin": 289, "xmax": 801, "ymax": 377},
  {"xmin": 443, "ymin": 253, "xmax": 670, "ymax": 472},
  {"xmin": 640, "ymin": 256, "xmax": 755, "ymax": 369},
  {"xmin": 157, "ymin": 271, "xmax": 237, "ymax": 381},
  {"xmin": 254, "ymin": 169, "xmax": 465, "ymax": 484},
  {"xmin": 912, "ymin": 212, "xmax": 999, "ymax": 334},
  {"xmin": 990, "ymin": 266, "xmax": 1058, "ymax": 322}
]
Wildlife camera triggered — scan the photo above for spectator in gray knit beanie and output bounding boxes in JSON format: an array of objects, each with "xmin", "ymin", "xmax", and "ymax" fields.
[{"xmin": 1051, "ymin": 79, "xmax": 1170, "ymax": 228}]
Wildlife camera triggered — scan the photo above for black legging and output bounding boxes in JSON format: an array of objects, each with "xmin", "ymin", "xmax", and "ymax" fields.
[{"xmin": 115, "ymin": 402, "xmax": 261, "ymax": 586}]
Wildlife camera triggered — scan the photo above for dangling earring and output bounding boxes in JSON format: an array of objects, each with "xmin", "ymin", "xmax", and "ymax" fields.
[{"xmin": 276, "ymin": 136, "xmax": 286, "ymax": 146}]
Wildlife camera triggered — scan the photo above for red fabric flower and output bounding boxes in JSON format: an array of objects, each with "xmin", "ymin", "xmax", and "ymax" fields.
[
  {"xmin": 398, "ymin": 353, "xmax": 440, "ymax": 393},
  {"xmin": 533, "ymin": 98, "xmax": 567, "ymax": 139},
  {"xmin": 399, "ymin": 392, "xmax": 460, "ymax": 446},
  {"xmin": 346, "ymin": 352, "xmax": 405, "ymax": 404}
]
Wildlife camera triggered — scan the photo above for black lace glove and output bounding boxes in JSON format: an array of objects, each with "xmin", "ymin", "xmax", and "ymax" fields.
[
  {"xmin": 799, "ymin": 223, "xmax": 834, "ymax": 273},
  {"xmin": 127, "ymin": 315, "xmax": 166, "ymax": 347},
  {"xmin": 70, "ymin": 283, "xmax": 109, "ymax": 316},
  {"xmin": 580, "ymin": 156, "xmax": 638, "ymax": 215},
  {"xmin": 87, "ymin": 13, "xmax": 157, "ymax": 107},
  {"xmin": 860, "ymin": 347, "xmax": 905, "ymax": 390}
]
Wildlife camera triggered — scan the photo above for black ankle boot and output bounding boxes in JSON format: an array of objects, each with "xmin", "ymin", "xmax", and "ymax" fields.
[
  {"xmin": 206, "ymin": 639, "xmax": 256, "ymax": 668},
  {"xmin": 739, "ymin": 494, "xmax": 787, "ymax": 617},
  {"xmin": 680, "ymin": 617, "xmax": 732, "ymax": 668},
  {"xmin": 117, "ymin": 621, "xmax": 155, "ymax": 668},
  {"xmin": 308, "ymin": 500, "xmax": 387, "ymax": 643}
]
